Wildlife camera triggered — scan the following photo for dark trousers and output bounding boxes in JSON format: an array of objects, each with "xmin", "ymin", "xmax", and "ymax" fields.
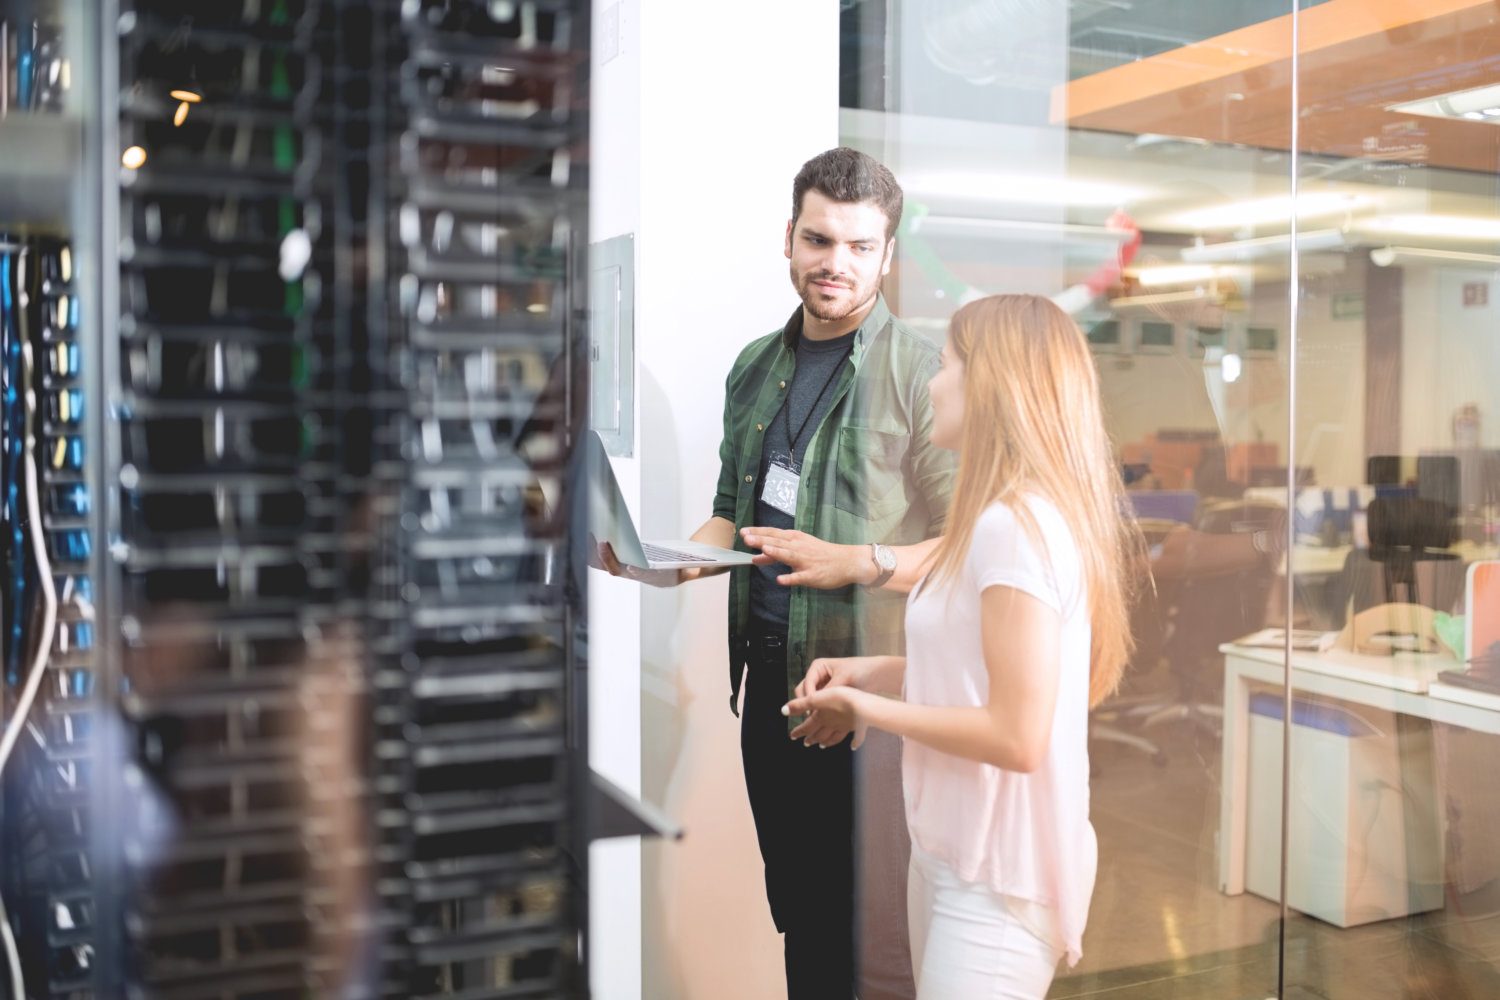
[{"xmin": 740, "ymin": 632, "xmax": 856, "ymax": 1000}]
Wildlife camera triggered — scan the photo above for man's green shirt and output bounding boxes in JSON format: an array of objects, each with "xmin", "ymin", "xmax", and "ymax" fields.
[{"xmin": 714, "ymin": 295, "xmax": 957, "ymax": 714}]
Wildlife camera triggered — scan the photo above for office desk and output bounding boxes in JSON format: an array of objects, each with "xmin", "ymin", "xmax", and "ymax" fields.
[
  {"xmin": 1278, "ymin": 541, "xmax": 1500, "ymax": 578},
  {"xmin": 1217, "ymin": 643, "xmax": 1500, "ymax": 896},
  {"xmin": 1282, "ymin": 545, "xmax": 1350, "ymax": 578}
]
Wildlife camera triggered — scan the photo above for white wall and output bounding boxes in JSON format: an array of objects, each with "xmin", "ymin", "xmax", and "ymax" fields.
[
  {"xmin": 588, "ymin": 3, "xmax": 840, "ymax": 999},
  {"xmin": 1099, "ymin": 257, "xmax": 1500, "ymax": 492},
  {"xmin": 588, "ymin": 0, "xmax": 644, "ymax": 995},
  {"xmin": 1401, "ymin": 263, "xmax": 1500, "ymax": 454},
  {"xmin": 635, "ymin": 5, "xmax": 838, "ymax": 998},
  {"xmin": 1292, "ymin": 267, "xmax": 1369, "ymax": 488},
  {"xmin": 1093, "ymin": 265, "xmax": 1369, "ymax": 490}
]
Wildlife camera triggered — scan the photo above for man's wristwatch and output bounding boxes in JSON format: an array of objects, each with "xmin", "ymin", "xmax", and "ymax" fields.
[{"xmin": 867, "ymin": 543, "xmax": 897, "ymax": 591}]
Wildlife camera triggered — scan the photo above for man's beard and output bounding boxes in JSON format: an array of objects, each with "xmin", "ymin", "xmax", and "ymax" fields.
[{"xmin": 792, "ymin": 266, "xmax": 873, "ymax": 322}]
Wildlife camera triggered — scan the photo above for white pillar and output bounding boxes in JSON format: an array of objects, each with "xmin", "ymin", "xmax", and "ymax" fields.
[{"xmin": 589, "ymin": 3, "xmax": 840, "ymax": 999}]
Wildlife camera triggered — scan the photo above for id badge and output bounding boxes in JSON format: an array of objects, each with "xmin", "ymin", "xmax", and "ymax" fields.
[{"xmin": 761, "ymin": 461, "xmax": 801, "ymax": 516}]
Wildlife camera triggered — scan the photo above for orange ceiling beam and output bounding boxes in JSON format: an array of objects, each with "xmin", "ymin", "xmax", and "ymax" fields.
[{"xmin": 1055, "ymin": 0, "xmax": 1495, "ymax": 124}]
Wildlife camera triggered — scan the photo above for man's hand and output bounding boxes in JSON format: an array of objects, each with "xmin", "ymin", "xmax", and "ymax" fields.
[
  {"xmin": 740, "ymin": 526, "xmax": 875, "ymax": 589},
  {"xmin": 591, "ymin": 537, "xmax": 699, "ymax": 588},
  {"xmin": 783, "ymin": 686, "xmax": 871, "ymax": 750}
]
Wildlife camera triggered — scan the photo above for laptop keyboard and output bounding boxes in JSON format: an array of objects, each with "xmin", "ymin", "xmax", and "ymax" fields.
[{"xmin": 642, "ymin": 543, "xmax": 702, "ymax": 564}]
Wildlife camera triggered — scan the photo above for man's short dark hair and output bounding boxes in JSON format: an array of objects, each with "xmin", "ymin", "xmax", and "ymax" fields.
[{"xmin": 791, "ymin": 147, "xmax": 903, "ymax": 242}]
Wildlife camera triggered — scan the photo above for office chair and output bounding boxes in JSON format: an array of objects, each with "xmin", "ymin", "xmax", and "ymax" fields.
[
  {"xmin": 1089, "ymin": 521, "xmax": 1175, "ymax": 767},
  {"xmin": 1140, "ymin": 499, "xmax": 1284, "ymax": 735},
  {"xmin": 1330, "ymin": 497, "xmax": 1464, "ymax": 626}
]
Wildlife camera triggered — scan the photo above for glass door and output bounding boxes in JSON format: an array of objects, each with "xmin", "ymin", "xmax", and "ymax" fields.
[{"xmin": 1286, "ymin": 1, "xmax": 1500, "ymax": 997}]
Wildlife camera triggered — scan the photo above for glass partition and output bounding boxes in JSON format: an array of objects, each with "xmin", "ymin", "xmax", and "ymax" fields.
[
  {"xmin": 1285, "ymin": 1, "xmax": 1500, "ymax": 997},
  {"xmin": 842, "ymin": 2, "xmax": 1296, "ymax": 997},
  {"xmin": 615, "ymin": 3, "xmax": 1500, "ymax": 998}
]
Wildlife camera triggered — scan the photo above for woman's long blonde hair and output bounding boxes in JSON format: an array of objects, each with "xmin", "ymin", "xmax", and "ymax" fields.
[{"xmin": 923, "ymin": 294, "xmax": 1140, "ymax": 707}]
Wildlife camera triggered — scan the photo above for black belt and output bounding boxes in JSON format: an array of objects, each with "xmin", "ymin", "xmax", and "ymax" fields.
[{"xmin": 747, "ymin": 628, "xmax": 787, "ymax": 659}]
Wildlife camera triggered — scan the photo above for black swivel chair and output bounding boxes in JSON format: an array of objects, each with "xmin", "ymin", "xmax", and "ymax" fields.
[{"xmin": 1332, "ymin": 497, "xmax": 1465, "ymax": 625}]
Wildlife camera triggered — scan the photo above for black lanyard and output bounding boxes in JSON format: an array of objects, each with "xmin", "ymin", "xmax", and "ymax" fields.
[{"xmin": 781, "ymin": 346, "xmax": 853, "ymax": 465}]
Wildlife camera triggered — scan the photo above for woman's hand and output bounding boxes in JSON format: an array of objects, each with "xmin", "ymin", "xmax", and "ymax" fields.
[
  {"xmin": 783, "ymin": 686, "xmax": 872, "ymax": 750},
  {"xmin": 794, "ymin": 656, "xmax": 867, "ymax": 699},
  {"xmin": 740, "ymin": 526, "xmax": 874, "ymax": 589}
]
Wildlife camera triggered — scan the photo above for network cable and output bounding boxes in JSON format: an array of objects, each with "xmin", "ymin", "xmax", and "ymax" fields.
[
  {"xmin": 0, "ymin": 343, "xmax": 59, "ymax": 773},
  {"xmin": 3, "ymin": 249, "xmax": 28, "ymax": 688},
  {"xmin": 0, "ymin": 329, "xmax": 58, "ymax": 1000}
]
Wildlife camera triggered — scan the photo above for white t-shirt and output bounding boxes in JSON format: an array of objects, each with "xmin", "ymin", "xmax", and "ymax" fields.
[{"xmin": 902, "ymin": 496, "xmax": 1097, "ymax": 966}]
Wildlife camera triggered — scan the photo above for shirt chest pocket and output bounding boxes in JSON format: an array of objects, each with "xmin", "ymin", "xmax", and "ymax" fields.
[{"xmin": 833, "ymin": 425, "xmax": 909, "ymax": 522}]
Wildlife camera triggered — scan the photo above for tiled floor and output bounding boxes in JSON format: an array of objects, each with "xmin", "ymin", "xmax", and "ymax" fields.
[{"xmin": 1056, "ymin": 715, "xmax": 1500, "ymax": 999}]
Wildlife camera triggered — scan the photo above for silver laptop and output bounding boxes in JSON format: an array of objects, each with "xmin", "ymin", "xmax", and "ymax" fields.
[{"xmin": 587, "ymin": 431, "xmax": 755, "ymax": 570}]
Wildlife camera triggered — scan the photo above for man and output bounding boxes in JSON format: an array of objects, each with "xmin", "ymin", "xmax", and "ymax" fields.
[{"xmin": 600, "ymin": 147, "xmax": 955, "ymax": 1000}]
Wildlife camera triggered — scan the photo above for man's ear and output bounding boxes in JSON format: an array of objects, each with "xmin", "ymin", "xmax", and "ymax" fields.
[
  {"xmin": 784, "ymin": 220, "xmax": 794, "ymax": 260},
  {"xmin": 881, "ymin": 238, "xmax": 895, "ymax": 276}
]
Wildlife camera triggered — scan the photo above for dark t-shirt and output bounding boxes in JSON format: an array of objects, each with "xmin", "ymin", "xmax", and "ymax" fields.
[{"xmin": 748, "ymin": 329, "xmax": 856, "ymax": 630}]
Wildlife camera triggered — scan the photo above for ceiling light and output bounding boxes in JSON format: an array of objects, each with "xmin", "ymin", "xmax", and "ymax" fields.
[
  {"xmin": 1180, "ymin": 229, "xmax": 1350, "ymax": 263},
  {"xmin": 908, "ymin": 216, "xmax": 1133, "ymax": 245},
  {"xmin": 1370, "ymin": 246, "xmax": 1500, "ymax": 268},
  {"xmin": 1221, "ymin": 353, "xmax": 1242, "ymax": 384},
  {"xmin": 169, "ymin": 89, "xmax": 201, "ymax": 103},
  {"xmin": 121, "ymin": 146, "xmax": 147, "ymax": 169},
  {"xmin": 902, "ymin": 171, "xmax": 1142, "ymax": 208},
  {"xmin": 1389, "ymin": 83, "xmax": 1500, "ymax": 123},
  {"xmin": 526, "ymin": 280, "xmax": 551, "ymax": 315},
  {"xmin": 1129, "ymin": 264, "xmax": 1245, "ymax": 287},
  {"xmin": 1108, "ymin": 289, "xmax": 1217, "ymax": 309},
  {"xmin": 1171, "ymin": 193, "xmax": 1367, "ymax": 231},
  {"xmin": 1362, "ymin": 215, "xmax": 1500, "ymax": 240}
]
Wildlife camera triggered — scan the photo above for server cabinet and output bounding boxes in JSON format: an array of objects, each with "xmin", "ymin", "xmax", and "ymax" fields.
[{"xmin": 0, "ymin": 1, "xmax": 592, "ymax": 996}]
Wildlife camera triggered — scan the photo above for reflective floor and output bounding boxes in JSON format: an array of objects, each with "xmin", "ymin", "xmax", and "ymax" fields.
[{"xmin": 1066, "ymin": 675, "xmax": 1500, "ymax": 1000}]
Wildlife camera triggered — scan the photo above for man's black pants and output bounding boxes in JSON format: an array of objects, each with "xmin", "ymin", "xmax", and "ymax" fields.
[{"xmin": 740, "ymin": 631, "xmax": 856, "ymax": 1000}]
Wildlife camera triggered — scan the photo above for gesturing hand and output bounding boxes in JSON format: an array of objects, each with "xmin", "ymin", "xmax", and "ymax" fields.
[
  {"xmin": 794, "ymin": 656, "xmax": 863, "ymax": 699},
  {"xmin": 783, "ymin": 686, "xmax": 870, "ymax": 750},
  {"xmin": 740, "ymin": 526, "xmax": 872, "ymax": 589}
]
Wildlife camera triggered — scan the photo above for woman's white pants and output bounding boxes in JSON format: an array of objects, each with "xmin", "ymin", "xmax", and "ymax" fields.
[{"xmin": 907, "ymin": 845, "xmax": 1063, "ymax": 1000}]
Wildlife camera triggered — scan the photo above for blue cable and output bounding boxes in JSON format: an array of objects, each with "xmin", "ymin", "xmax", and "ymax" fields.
[
  {"xmin": 15, "ymin": 21, "xmax": 33, "ymax": 111},
  {"xmin": 3, "ymin": 252, "xmax": 27, "ymax": 685}
]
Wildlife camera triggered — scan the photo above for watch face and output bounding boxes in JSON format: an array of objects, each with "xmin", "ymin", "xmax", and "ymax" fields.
[{"xmin": 876, "ymin": 545, "xmax": 897, "ymax": 571}]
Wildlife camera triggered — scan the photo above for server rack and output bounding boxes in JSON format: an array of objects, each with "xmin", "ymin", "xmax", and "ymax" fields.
[
  {"xmin": 374, "ymin": 1, "xmax": 589, "ymax": 997},
  {"xmin": 0, "ymin": 1, "xmax": 592, "ymax": 996}
]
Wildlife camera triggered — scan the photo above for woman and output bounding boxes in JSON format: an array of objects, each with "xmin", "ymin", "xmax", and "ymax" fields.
[{"xmin": 782, "ymin": 294, "xmax": 1138, "ymax": 998}]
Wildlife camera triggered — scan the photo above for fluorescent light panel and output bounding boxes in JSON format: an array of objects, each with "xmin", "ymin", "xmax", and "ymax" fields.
[
  {"xmin": 1388, "ymin": 83, "xmax": 1500, "ymax": 123},
  {"xmin": 910, "ymin": 216, "xmax": 1132, "ymax": 244},
  {"xmin": 1362, "ymin": 214, "xmax": 1500, "ymax": 240},
  {"xmin": 903, "ymin": 171, "xmax": 1141, "ymax": 207},
  {"xmin": 1370, "ymin": 246, "xmax": 1500, "ymax": 268},
  {"xmin": 1171, "ymin": 193, "xmax": 1367, "ymax": 230},
  {"xmin": 1180, "ymin": 229, "xmax": 1350, "ymax": 263},
  {"xmin": 1129, "ymin": 264, "xmax": 1246, "ymax": 287}
]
